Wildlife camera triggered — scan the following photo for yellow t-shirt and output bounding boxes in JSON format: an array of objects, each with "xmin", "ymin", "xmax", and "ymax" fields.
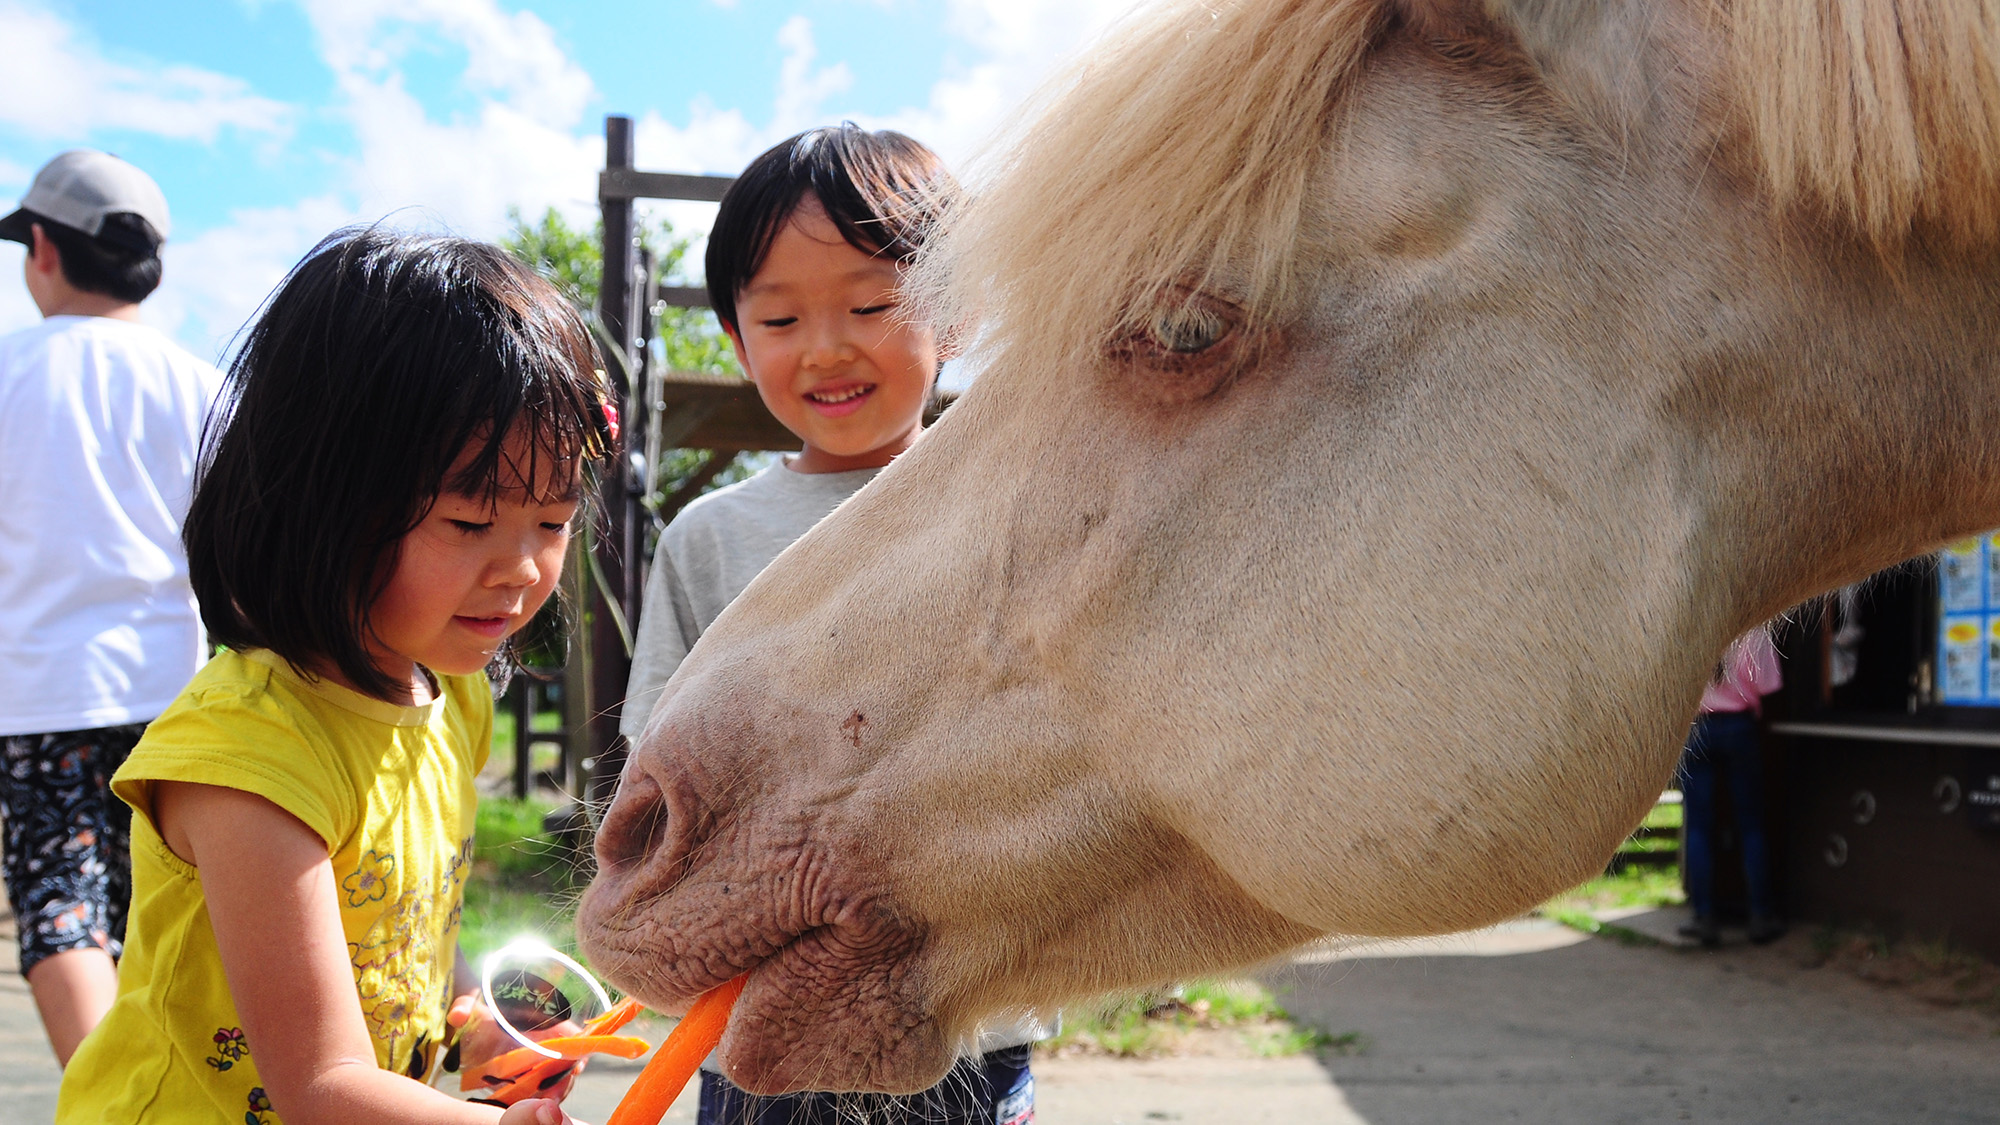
[{"xmin": 57, "ymin": 648, "xmax": 490, "ymax": 1125}]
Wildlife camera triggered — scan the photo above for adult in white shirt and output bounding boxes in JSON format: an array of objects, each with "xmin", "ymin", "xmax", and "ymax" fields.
[{"xmin": 0, "ymin": 151, "xmax": 220, "ymax": 1065}]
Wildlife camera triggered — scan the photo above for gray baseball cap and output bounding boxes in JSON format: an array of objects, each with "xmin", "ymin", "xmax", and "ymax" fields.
[{"xmin": 0, "ymin": 149, "xmax": 171, "ymax": 254}]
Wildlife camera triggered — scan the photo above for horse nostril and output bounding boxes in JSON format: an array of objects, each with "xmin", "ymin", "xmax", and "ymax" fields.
[{"xmin": 595, "ymin": 774, "xmax": 671, "ymax": 875}]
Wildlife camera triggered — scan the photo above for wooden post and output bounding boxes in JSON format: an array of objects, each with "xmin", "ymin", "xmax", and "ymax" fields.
[{"xmin": 586, "ymin": 114, "xmax": 639, "ymax": 814}]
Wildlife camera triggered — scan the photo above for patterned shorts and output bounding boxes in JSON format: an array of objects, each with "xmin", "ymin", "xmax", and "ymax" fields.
[{"xmin": 0, "ymin": 724, "xmax": 143, "ymax": 975}]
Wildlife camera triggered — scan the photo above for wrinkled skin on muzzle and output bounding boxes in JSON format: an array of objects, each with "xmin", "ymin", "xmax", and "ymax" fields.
[{"xmin": 579, "ymin": 1, "xmax": 2000, "ymax": 1094}]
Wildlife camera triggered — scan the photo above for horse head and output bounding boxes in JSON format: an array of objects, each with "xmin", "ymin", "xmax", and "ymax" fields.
[{"xmin": 580, "ymin": 0, "xmax": 2000, "ymax": 1093}]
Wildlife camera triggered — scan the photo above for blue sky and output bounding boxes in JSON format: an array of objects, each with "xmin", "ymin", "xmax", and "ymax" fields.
[{"xmin": 0, "ymin": 0, "xmax": 1128, "ymax": 356}]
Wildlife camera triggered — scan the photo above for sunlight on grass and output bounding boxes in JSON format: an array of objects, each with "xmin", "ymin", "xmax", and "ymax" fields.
[
  {"xmin": 1041, "ymin": 979, "xmax": 1364, "ymax": 1059},
  {"xmin": 1539, "ymin": 859, "xmax": 1685, "ymax": 941},
  {"xmin": 460, "ymin": 795, "xmax": 587, "ymax": 968}
]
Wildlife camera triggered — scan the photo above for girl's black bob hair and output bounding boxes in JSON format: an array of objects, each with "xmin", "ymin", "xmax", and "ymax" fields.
[
  {"xmin": 705, "ymin": 123, "xmax": 957, "ymax": 333},
  {"xmin": 185, "ymin": 226, "xmax": 614, "ymax": 700}
]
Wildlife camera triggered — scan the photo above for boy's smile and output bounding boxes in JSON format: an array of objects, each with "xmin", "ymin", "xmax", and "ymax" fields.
[
  {"xmin": 727, "ymin": 198, "xmax": 939, "ymax": 473},
  {"xmin": 804, "ymin": 380, "xmax": 877, "ymax": 417}
]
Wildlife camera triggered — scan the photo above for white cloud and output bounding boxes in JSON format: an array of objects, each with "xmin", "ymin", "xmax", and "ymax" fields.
[
  {"xmin": 626, "ymin": 3, "xmax": 1132, "ymax": 182},
  {"xmin": 0, "ymin": 0, "xmax": 292, "ymax": 143},
  {"xmin": 867, "ymin": 0, "xmax": 1138, "ymax": 164},
  {"xmin": 303, "ymin": 0, "xmax": 595, "ymax": 128},
  {"xmin": 139, "ymin": 0, "xmax": 610, "ymax": 356},
  {"xmin": 143, "ymin": 194, "xmax": 354, "ymax": 361},
  {"xmin": 298, "ymin": 0, "xmax": 604, "ymax": 231},
  {"xmin": 631, "ymin": 15, "xmax": 854, "ymax": 178},
  {"xmin": 772, "ymin": 17, "xmax": 853, "ymax": 129},
  {"xmin": 1, "ymin": 0, "xmax": 1145, "ymax": 358}
]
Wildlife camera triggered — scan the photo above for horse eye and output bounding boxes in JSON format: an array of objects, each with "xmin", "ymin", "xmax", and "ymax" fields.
[{"xmin": 1148, "ymin": 306, "xmax": 1230, "ymax": 353}]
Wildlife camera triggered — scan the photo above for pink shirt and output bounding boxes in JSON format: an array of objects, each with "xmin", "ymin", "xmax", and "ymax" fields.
[{"xmin": 1700, "ymin": 630, "xmax": 1783, "ymax": 715}]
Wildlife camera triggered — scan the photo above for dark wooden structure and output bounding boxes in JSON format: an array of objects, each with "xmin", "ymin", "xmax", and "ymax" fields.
[
  {"xmin": 543, "ymin": 115, "xmax": 814, "ymax": 829},
  {"xmin": 1765, "ymin": 560, "xmax": 2000, "ymax": 959}
]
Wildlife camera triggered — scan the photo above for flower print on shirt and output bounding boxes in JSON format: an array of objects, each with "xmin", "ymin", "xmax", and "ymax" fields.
[
  {"xmin": 342, "ymin": 850, "xmax": 395, "ymax": 906},
  {"xmin": 205, "ymin": 1026, "xmax": 249, "ymax": 1072},
  {"xmin": 342, "ymin": 836, "xmax": 474, "ymax": 1075}
]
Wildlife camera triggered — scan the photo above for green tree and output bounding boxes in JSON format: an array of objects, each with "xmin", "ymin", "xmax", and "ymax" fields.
[{"xmin": 501, "ymin": 207, "xmax": 759, "ymax": 520}]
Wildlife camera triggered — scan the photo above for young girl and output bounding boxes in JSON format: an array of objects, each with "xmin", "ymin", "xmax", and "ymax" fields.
[{"xmin": 55, "ymin": 228, "xmax": 611, "ymax": 1125}]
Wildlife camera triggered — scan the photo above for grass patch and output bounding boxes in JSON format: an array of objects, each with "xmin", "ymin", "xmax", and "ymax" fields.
[
  {"xmin": 460, "ymin": 795, "xmax": 586, "ymax": 967},
  {"xmin": 1538, "ymin": 860, "xmax": 1685, "ymax": 942},
  {"xmin": 1640, "ymin": 800, "xmax": 1683, "ymax": 831},
  {"xmin": 1040, "ymin": 979, "xmax": 1363, "ymax": 1060},
  {"xmin": 484, "ymin": 708, "xmax": 568, "ymax": 790}
]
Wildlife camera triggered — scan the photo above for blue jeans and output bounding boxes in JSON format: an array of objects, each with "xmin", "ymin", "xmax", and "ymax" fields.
[
  {"xmin": 1679, "ymin": 711, "xmax": 1776, "ymax": 921},
  {"xmin": 697, "ymin": 1045, "xmax": 1034, "ymax": 1125}
]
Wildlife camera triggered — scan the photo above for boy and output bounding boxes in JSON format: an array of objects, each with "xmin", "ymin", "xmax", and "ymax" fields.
[
  {"xmin": 0, "ymin": 150, "xmax": 221, "ymax": 1064},
  {"xmin": 621, "ymin": 125, "xmax": 1040, "ymax": 1125}
]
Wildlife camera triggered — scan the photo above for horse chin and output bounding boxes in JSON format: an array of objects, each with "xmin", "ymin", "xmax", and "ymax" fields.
[
  {"xmin": 719, "ymin": 945, "xmax": 954, "ymax": 1095},
  {"xmin": 576, "ymin": 894, "xmax": 953, "ymax": 1094},
  {"xmin": 576, "ymin": 765, "xmax": 954, "ymax": 1094}
]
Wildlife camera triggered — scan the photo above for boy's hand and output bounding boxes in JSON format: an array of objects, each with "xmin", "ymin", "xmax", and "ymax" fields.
[
  {"xmin": 497, "ymin": 1098, "xmax": 584, "ymax": 1125},
  {"xmin": 449, "ymin": 993, "xmax": 585, "ymax": 1103}
]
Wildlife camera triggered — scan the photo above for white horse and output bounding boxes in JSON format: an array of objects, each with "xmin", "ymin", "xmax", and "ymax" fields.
[{"xmin": 580, "ymin": 0, "xmax": 2000, "ymax": 1095}]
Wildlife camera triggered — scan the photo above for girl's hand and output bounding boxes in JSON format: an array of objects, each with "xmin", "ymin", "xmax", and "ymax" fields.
[
  {"xmin": 497, "ymin": 1098, "xmax": 583, "ymax": 1125},
  {"xmin": 450, "ymin": 992, "xmax": 584, "ymax": 1103}
]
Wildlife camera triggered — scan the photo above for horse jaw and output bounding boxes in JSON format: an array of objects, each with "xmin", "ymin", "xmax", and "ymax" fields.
[{"xmin": 580, "ymin": 1, "xmax": 2000, "ymax": 1091}]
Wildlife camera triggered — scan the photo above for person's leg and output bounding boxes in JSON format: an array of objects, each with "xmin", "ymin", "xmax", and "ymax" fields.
[
  {"xmin": 901, "ymin": 1044, "xmax": 1030, "ymax": 1124},
  {"xmin": 1713, "ymin": 713, "xmax": 1782, "ymax": 940},
  {"xmin": 697, "ymin": 1073, "xmax": 845, "ymax": 1125},
  {"xmin": 696, "ymin": 1047, "xmax": 1032, "ymax": 1125},
  {"xmin": 25, "ymin": 947, "xmax": 119, "ymax": 1065},
  {"xmin": 0, "ymin": 724, "xmax": 144, "ymax": 1065},
  {"xmin": 1676, "ymin": 719, "xmax": 1720, "ymax": 945},
  {"xmin": 983, "ymin": 1044, "xmax": 1035, "ymax": 1125}
]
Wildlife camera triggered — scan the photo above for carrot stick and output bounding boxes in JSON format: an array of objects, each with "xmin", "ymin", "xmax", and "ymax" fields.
[
  {"xmin": 604, "ymin": 975, "xmax": 749, "ymax": 1125},
  {"xmin": 465, "ymin": 1035, "xmax": 651, "ymax": 1089},
  {"xmin": 584, "ymin": 997, "xmax": 645, "ymax": 1038},
  {"xmin": 464, "ymin": 996, "xmax": 652, "ymax": 1092},
  {"xmin": 483, "ymin": 1058, "xmax": 577, "ymax": 1105}
]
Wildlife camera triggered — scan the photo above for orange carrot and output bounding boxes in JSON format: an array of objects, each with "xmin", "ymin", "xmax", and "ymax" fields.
[
  {"xmin": 585, "ymin": 997, "xmax": 646, "ymax": 1037},
  {"xmin": 463, "ymin": 996, "xmax": 652, "ymax": 1093},
  {"xmin": 470, "ymin": 1035, "xmax": 650, "ymax": 1081},
  {"xmin": 604, "ymin": 975, "xmax": 749, "ymax": 1125},
  {"xmin": 482, "ymin": 1057, "xmax": 578, "ymax": 1105}
]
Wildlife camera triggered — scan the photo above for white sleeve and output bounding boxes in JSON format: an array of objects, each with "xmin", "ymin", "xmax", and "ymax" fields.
[{"xmin": 619, "ymin": 540, "xmax": 701, "ymax": 743}]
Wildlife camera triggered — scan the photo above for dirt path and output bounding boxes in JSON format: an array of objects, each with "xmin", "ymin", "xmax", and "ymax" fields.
[{"xmin": 1270, "ymin": 909, "xmax": 2000, "ymax": 1125}]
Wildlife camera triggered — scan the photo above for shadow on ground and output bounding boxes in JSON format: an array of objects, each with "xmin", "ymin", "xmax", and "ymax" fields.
[{"xmin": 1270, "ymin": 908, "xmax": 2000, "ymax": 1125}]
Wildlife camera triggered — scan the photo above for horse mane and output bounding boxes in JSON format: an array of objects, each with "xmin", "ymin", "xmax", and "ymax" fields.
[
  {"xmin": 912, "ymin": 0, "xmax": 1389, "ymax": 378},
  {"xmin": 915, "ymin": 0, "xmax": 2000, "ymax": 376},
  {"xmin": 1728, "ymin": 0, "xmax": 2000, "ymax": 247}
]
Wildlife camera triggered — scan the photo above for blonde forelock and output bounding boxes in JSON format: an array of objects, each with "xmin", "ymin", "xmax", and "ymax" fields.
[{"xmin": 913, "ymin": 0, "xmax": 1390, "ymax": 379}]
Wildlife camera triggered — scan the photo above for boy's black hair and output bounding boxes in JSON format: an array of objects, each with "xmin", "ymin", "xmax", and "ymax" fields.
[
  {"xmin": 33, "ymin": 214, "xmax": 162, "ymax": 304},
  {"xmin": 705, "ymin": 123, "xmax": 956, "ymax": 332},
  {"xmin": 184, "ymin": 227, "xmax": 615, "ymax": 700}
]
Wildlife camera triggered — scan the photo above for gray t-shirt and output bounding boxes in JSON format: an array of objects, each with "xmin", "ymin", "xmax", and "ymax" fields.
[
  {"xmin": 620, "ymin": 459, "xmax": 1053, "ymax": 1059},
  {"xmin": 621, "ymin": 461, "xmax": 880, "ymax": 742}
]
